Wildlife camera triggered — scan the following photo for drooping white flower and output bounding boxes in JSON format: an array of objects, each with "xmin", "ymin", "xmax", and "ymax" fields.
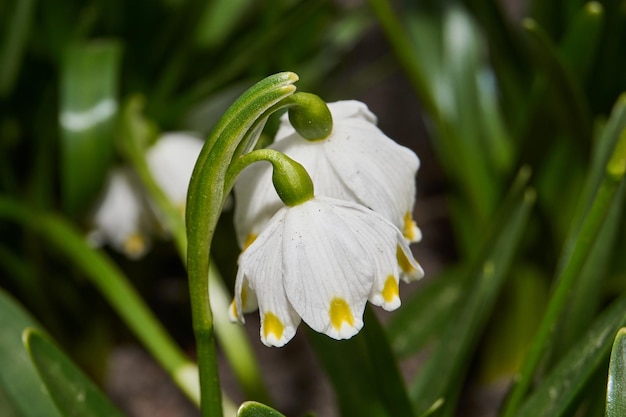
[
  {"xmin": 229, "ymin": 196, "xmax": 424, "ymax": 347},
  {"xmin": 146, "ymin": 132, "xmax": 204, "ymax": 215},
  {"xmin": 88, "ymin": 132, "xmax": 204, "ymax": 258},
  {"xmin": 234, "ymin": 100, "xmax": 421, "ymax": 252},
  {"xmin": 88, "ymin": 167, "xmax": 152, "ymax": 259}
]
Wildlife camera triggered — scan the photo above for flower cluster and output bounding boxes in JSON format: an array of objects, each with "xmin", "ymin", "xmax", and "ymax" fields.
[
  {"xmin": 88, "ymin": 132, "xmax": 203, "ymax": 258},
  {"xmin": 231, "ymin": 100, "xmax": 424, "ymax": 347}
]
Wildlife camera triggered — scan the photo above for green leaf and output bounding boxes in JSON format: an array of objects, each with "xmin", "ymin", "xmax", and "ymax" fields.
[
  {"xmin": 606, "ymin": 328, "xmax": 626, "ymax": 417},
  {"xmin": 501, "ymin": 98, "xmax": 626, "ymax": 417},
  {"xmin": 513, "ymin": 298, "xmax": 626, "ymax": 417},
  {"xmin": 24, "ymin": 328, "xmax": 127, "ymax": 417},
  {"xmin": 409, "ymin": 185, "xmax": 536, "ymax": 415},
  {"xmin": 0, "ymin": 197, "xmax": 200, "ymax": 405},
  {"xmin": 60, "ymin": 40, "xmax": 121, "ymax": 216},
  {"xmin": 0, "ymin": 288, "xmax": 63, "ymax": 417},
  {"xmin": 194, "ymin": 0, "xmax": 254, "ymax": 48},
  {"xmin": 559, "ymin": 2, "xmax": 604, "ymax": 82},
  {"xmin": 237, "ymin": 401, "xmax": 286, "ymax": 417},
  {"xmin": 387, "ymin": 266, "xmax": 463, "ymax": 358},
  {"xmin": 0, "ymin": 0, "xmax": 35, "ymax": 97},
  {"xmin": 522, "ymin": 18, "xmax": 590, "ymax": 144},
  {"xmin": 309, "ymin": 308, "xmax": 415, "ymax": 417}
]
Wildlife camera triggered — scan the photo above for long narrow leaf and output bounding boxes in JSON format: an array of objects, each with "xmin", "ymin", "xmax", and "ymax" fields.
[
  {"xmin": 606, "ymin": 328, "xmax": 626, "ymax": 417},
  {"xmin": 25, "ymin": 328, "xmax": 127, "ymax": 417},
  {"xmin": 0, "ymin": 288, "xmax": 62, "ymax": 417},
  {"xmin": 60, "ymin": 40, "xmax": 121, "ymax": 216},
  {"xmin": 501, "ymin": 100, "xmax": 626, "ymax": 417},
  {"xmin": 409, "ymin": 187, "xmax": 535, "ymax": 415},
  {"xmin": 514, "ymin": 297, "xmax": 626, "ymax": 417},
  {"xmin": 309, "ymin": 308, "xmax": 415, "ymax": 417}
]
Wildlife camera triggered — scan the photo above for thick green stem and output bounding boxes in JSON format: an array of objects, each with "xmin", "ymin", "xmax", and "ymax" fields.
[{"xmin": 186, "ymin": 72, "xmax": 298, "ymax": 417}]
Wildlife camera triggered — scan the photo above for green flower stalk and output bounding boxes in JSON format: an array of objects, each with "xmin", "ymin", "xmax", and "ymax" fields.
[{"xmin": 186, "ymin": 72, "xmax": 300, "ymax": 417}]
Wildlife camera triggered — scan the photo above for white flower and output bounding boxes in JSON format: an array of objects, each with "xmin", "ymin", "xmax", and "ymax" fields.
[
  {"xmin": 88, "ymin": 168, "xmax": 152, "ymax": 259},
  {"xmin": 88, "ymin": 132, "xmax": 204, "ymax": 258},
  {"xmin": 146, "ymin": 132, "xmax": 204, "ymax": 215},
  {"xmin": 229, "ymin": 196, "xmax": 424, "ymax": 347},
  {"xmin": 234, "ymin": 100, "xmax": 421, "ymax": 252}
]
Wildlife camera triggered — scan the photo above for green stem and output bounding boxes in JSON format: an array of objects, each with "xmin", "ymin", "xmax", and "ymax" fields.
[
  {"xmin": 126, "ymin": 127, "xmax": 271, "ymax": 404},
  {"xmin": 226, "ymin": 149, "xmax": 314, "ymax": 207},
  {"xmin": 0, "ymin": 197, "xmax": 201, "ymax": 405},
  {"xmin": 501, "ymin": 129, "xmax": 626, "ymax": 417},
  {"xmin": 186, "ymin": 72, "xmax": 298, "ymax": 417}
]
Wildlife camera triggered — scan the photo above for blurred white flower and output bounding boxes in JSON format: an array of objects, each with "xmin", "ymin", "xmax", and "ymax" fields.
[
  {"xmin": 234, "ymin": 100, "xmax": 421, "ymax": 252},
  {"xmin": 88, "ymin": 132, "xmax": 204, "ymax": 258},
  {"xmin": 229, "ymin": 196, "xmax": 424, "ymax": 347},
  {"xmin": 87, "ymin": 167, "xmax": 151, "ymax": 259},
  {"xmin": 146, "ymin": 132, "xmax": 204, "ymax": 215}
]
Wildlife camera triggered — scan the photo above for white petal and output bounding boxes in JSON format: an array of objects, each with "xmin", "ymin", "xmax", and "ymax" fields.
[
  {"xmin": 282, "ymin": 198, "xmax": 388, "ymax": 339},
  {"xmin": 90, "ymin": 168, "xmax": 151, "ymax": 258},
  {"xmin": 146, "ymin": 132, "xmax": 204, "ymax": 208},
  {"xmin": 233, "ymin": 160, "xmax": 283, "ymax": 248},
  {"xmin": 322, "ymin": 119, "xmax": 420, "ymax": 233},
  {"xmin": 238, "ymin": 208, "xmax": 301, "ymax": 347},
  {"xmin": 397, "ymin": 237, "xmax": 425, "ymax": 282}
]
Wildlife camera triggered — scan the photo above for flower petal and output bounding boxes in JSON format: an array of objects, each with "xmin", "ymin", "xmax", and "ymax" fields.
[
  {"xmin": 89, "ymin": 168, "xmax": 151, "ymax": 258},
  {"xmin": 322, "ymin": 119, "xmax": 420, "ymax": 234},
  {"xmin": 233, "ymin": 160, "xmax": 283, "ymax": 248},
  {"xmin": 146, "ymin": 132, "xmax": 204, "ymax": 208},
  {"xmin": 282, "ymin": 198, "xmax": 388, "ymax": 339},
  {"xmin": 237, "ymin": 208, "xmax": 301, "ymax": 347},
  {"xmin": 397, "ymin": 238, "xmax": 425, "ymax": 282}
]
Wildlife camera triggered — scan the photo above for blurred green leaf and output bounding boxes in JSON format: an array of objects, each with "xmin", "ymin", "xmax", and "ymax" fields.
[
  {"xmin": 387, "ymin": 267, "xmax": 463, "ymax": 358},
  {"xmin": 559, "ymin": 2, "xmax": 604, "ymax": 82},
  {"xmin": 0, "ymin": 0, "xmax": 35, "ymax": 97},
  {"xmin": 60, "ymin": 40, "xmax": 121, "ymax": 216},
  {"xmin": 523, "ymin": 18, "xmax": 590, "ymax": 145},
  {"xmin": 551, "ymin": 95, "xmax": 626, "ymax": 359},
  {"xmin": 477, "ymin": 267, "xmax": 549, "ymax": 383},
  {"xmin": 24, "ymin": 328, "xmax": 127, "ymax": 417},
  {"xmin": 309, "ymin": 308, "xmax": 415, "ymax": 417},
  {"xmin": 409, "ymin": 184, "xmax": 536, "ymax": 416},
  {"xmin": 606, "ymin": 328, "xmax": 626, "ymax": 417},
  {"xmin": 0, "ymin": 288, "xmax": 63, "ymax": 417},
  {"xmin": 552, "ymin": 179, "xmax": 626, "ymax": 360},
  {"xmin": 194, "ymin": 0, "xmax": 254, "ymax": 48},
  {"xmin": 373, "ymin": 1, "xmax": 512, "ymax": 256},
  {"xmin": 514, "ymin": 298, "xmax": 626, "ymax": 417},
  {"xmin": 501, "ymin": 97, "xmax": 626, "ymax": 417},
  {"xmin": 0, "ymin": 196, "xmax": 199, "ymax": 404},
  {"xmin": 237, "ymin": 401, "xmax": 286, "ymax": 417}
]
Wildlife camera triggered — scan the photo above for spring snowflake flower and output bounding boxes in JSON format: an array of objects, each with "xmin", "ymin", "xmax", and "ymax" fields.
[
  {"xmin": 145, "ymin": 132, "xmax": 204, "ymax": 215},
  {"xmin": 230, "ymin": 196, "xmax": 424, "ymax": 347},
  {"xmin": 234, "ymin": 100, "xmax": 421, "ymax": 252},
  {"xmin": 88, "ymin": 132, "xmax": 203, "ymax": 258},
  {"xmin": 88, "ymin": 167, "xmax": 150, "ymax": 259}
]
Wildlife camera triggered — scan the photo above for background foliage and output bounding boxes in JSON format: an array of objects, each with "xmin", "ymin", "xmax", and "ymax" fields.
[{"xmin": 2, "ymin": 0, "xmax": 626, "ymax": 416}]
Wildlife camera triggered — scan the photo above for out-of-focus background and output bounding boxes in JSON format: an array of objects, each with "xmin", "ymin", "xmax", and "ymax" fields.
[{"xmin": 4, "ymin": 0, "xmax": 626, "ymax": 416}]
